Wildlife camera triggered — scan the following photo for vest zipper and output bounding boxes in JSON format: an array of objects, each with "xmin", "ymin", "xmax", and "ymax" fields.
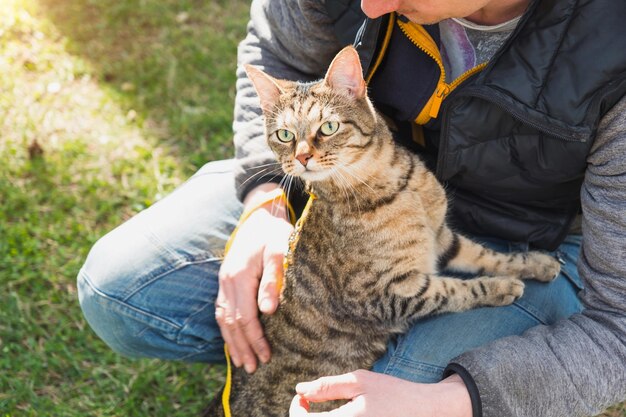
[
  {"xmin": 365, "ymin": 13, "xmax": 396, "ymax": 85},
  {"xmin": 396, "ymin": 19, "xmax": 487, "ymax": 121}
]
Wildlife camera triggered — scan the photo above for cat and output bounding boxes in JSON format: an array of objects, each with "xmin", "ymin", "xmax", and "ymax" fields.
[{"xmin": 203, "ymin": 46, "xmax": 560, "ymax": 417}]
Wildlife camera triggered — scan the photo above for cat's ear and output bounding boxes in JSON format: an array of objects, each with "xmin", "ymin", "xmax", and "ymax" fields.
[
  {"xmin": 324, "ymin": 46, "xmax": 366, "ymax": 99},
  {"xmin": 244, "ymin": 64, "xmax": 285, "ymax": 113}
]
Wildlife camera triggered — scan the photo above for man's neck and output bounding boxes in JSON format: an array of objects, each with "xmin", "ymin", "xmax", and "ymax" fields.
[{"xmin": 466, "ymin": 0, "xmax": 530, "ymax": 25}]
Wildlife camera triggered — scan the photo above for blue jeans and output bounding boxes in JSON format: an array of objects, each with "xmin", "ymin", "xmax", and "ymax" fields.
[{"xmin": 77, "ymin": 159, "xmax": 584, "ymax": 381}]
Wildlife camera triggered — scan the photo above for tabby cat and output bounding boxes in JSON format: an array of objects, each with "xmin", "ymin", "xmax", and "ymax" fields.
[{"xmin": 203, "ymin": 46, "xmax": 560, "ymax": 416}]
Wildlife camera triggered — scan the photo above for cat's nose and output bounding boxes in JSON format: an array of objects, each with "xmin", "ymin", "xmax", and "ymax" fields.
[{"xmin": 296, "ymin": 152, "xmax": 313, "ymax": 167}]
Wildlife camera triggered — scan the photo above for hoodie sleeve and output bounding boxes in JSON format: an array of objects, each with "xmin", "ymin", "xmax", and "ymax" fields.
[
  {"xmin": 446, "ymin": 96, "xmax": 626, "ymax": 417},
  {"xmin": 232, "ymin": 0, "xmax": 343, "ymax": 201}
]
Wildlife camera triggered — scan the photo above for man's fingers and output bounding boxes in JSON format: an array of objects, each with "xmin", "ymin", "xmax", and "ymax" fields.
[
  {"xmin": 226, "ymin": 278, "xmax": 265, "ymax": 373},
  {"xmin": 295, "ymin": 371, "xmax": 366, "ymax": 402},
  {"xmin": 236, "ymin": 286, "xmax": 271, "ymax": 366},
  {"xmin": 258, "ymin": 253, "xmax": 283, "ymax": 314},
  {"xmin": 216, "ymin": 269, "xmax": 262, "ymax": 371},
  {"xmin": 215, "ymin": 280, "xmax": 243, "ymax": 367},
  {"xmin": 215, "ymin": 209, "xmax": 292, "ymax": 372},
  {"xmin": 228, "ymin": 318, "xmax": 259, "ymax": 373}
]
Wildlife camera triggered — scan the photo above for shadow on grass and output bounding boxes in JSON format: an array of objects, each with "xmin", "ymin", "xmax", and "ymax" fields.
[
  {"xmin": 37, "ymin": 0, "xmax": 250, "ymax": 174},
  {"xmin": 0, "ymin": 1, "xmax": 248, "ymax": 414}
]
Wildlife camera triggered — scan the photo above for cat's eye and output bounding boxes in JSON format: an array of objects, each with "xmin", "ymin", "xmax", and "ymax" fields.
[
  {"xmin": 319, "ymin": 121, "xmax": 339, "ymax": 136},
  {"xmin": 276, "ymin": 129, "xmax": 295, "ymax": 143}
]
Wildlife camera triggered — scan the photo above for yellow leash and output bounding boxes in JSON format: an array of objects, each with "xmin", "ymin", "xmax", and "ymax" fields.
[
  {"xmin": 221, "ymin": 189, "xmax": 316, "ymax": 417},
  {"xmin": 282, "ymin": 192, "xmax": 317, "ymax": 278},
  {"xmin": 222, "ymin": 344, "xmax": 233, "ymax": 416}
]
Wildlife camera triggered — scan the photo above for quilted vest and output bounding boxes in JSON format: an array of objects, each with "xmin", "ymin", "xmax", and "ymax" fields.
[{"xmin": 326, "ymin": 0, "xmax": 626, "ymax": 250}]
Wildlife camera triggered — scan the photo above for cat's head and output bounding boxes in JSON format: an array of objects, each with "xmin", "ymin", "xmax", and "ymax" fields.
[{"xmin": 245, "ymin": 46, "xmax": 381, "ymax": 186}]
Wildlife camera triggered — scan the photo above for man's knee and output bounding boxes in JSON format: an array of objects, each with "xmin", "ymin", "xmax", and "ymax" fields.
[
  {"xmin": 76, "ymin": 222, "xmax": 175, "ymax": 354},
  {"xmin": 77, "ymin": 226, "xmax": 224, "ymax": 362},
  {"xmin": 78, "ymin": 269, "xmax": 143, "ymax": 358}
]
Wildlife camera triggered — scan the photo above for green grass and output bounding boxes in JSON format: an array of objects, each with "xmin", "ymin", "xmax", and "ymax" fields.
[
  {"xmin": 0, "ymin": 1, "xmax": 624, "ymax": 416},
  {"xmin": 0, "ymin": 0, "xmax": 248, "ymax": 414}
]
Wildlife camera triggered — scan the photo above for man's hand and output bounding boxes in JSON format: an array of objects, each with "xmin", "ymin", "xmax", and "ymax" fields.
[
  {"xmin": 289, "ymin": 370, "xmax": 473, "ymax": 417},
  {"xmin": 216, "ymin": 184, "xmax": 293, "ymax": 374}
]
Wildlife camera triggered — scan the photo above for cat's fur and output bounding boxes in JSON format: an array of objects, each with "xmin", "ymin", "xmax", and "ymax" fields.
[{"xmin": 203, "ymin": 46, "xmax": 560, "ymax": 417}]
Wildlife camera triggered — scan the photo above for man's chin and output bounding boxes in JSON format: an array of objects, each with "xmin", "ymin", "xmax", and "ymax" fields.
[{"xmin": 398, "ymin": 12, "xmax": 444, "ymax": 25}]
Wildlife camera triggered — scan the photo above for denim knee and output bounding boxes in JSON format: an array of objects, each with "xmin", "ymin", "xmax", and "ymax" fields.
[
  {"xmin": 77, "ymin": 160, "xmax": 242, "ymax": 362},
  {"xmin": 76, "ymin": 224, "xmax": 178, "ymax": 358},
  {"xmin": 77, "ymin": 268, "xmax": 166, "ymax": 358},
  {"xmin": 77, "ymin": 224, "xmax": 225, "ymax": 363}
]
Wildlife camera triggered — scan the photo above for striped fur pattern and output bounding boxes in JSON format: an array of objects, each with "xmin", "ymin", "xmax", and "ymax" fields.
[{"xmin": 203, "ymin": 47, "xmax": 560, "ymax": 416}]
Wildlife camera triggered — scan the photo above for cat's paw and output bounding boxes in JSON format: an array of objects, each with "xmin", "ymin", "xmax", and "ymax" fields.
[
  {"xmin": 520, "ymin": 252, "xmax": 561, "ymax": 282},
  {"xmin": 483, "ymin": 277, "xmax": 525, "ymax": 306}
]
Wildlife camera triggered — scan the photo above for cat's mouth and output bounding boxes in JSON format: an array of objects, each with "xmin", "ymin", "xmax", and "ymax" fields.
[
  {"xmin": 298, "ymin": 169, "xmax": 333, "ymax": 181},
  {"xmin": 287, "ymin": 160, "xmax": 334, "ymax": 182}
]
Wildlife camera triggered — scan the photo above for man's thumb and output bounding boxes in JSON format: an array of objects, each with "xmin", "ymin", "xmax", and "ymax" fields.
[{"xmin": 258, "ymin": 253, "xmax": 283, "ymax": 314}]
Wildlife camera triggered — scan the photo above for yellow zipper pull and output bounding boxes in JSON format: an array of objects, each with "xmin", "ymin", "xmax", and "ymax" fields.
[{"xmin": 429, "ymin": 84, "xmax": 450, "ymax": 119}]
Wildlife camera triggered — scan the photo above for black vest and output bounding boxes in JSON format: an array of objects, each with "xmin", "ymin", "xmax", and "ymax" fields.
[{"xmin": 326, "ymin": 0, "xmax": 626, "ymax": 250}]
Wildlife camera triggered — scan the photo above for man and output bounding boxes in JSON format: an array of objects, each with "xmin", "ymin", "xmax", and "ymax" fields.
[{"xmin": 78, "ymin": 0, "xmax": 626, "ymax": 415}]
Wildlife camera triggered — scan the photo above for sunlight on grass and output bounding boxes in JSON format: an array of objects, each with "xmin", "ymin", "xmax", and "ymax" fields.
[
  {"xmin": 1, "ymin": 0, "xmax": 246, "ymax": 415},
  {"xmin": 0, "ymin": 0, "xmax": 181, "ymax": 198}
]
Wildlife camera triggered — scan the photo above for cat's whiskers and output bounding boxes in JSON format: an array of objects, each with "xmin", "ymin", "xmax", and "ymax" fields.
[
  {"xmin": 275, "ymin": 175, "xmax": 289, "ymax": 216},
  {"xmin": 329, "ymin": 170, "xmax": 355, "ymax": 214},
  {"xmin": 285, "ymin": 174, "xmax": 296, "ymax": 223},
  {"xmin": 251, "ymin": 161, "xmax": 283, "ymax": 169},
  {"xmin": 309, "ymin": 153, "xmax": 363, "ymax": 214},
  {"xmin": 335, "ymin": 160, "xmax": 378, "ymax": 197},
  {"xmin": 239, "ymin": 165, "xmax": 284, "ymax": 188},
  {"xmin": 269, "ymin": 175, "xmax": 291, "ymax": 220},
  {"xmin": 331, "ymin": 166, "xmax": 363, "ymax": 216},
  {"xmin": 280, "ymin": 159, "xmax": 292, "ymax": 174},
  {"xmin": 276, "ymin": 173, "xmax": 300, "ymax": 223}
]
